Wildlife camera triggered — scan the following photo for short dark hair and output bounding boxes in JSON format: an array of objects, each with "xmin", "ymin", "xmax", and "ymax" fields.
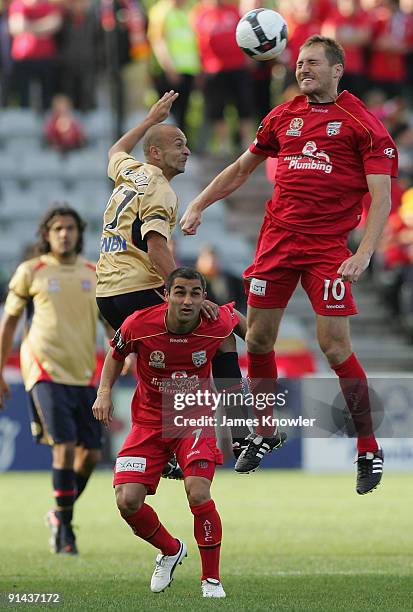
[
  {"xmin": 300, "ymin": 35, "xmax": 345, "ymax": 68},
  {"xmin": 37, "ymin": 204, "xmax": 86, "ymax": 254},
  {"xmin": 166, "ymin": 267, "xmax": 207, "ymax": 292}
]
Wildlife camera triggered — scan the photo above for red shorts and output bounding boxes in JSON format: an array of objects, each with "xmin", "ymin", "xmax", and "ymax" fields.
[
  {"xmin": 113, "ymin": 425, "xmax": 223, "ymax": 494},
  {"xmin": 244, "ymin": 218, "xmax": 357, "ymax": 316}
]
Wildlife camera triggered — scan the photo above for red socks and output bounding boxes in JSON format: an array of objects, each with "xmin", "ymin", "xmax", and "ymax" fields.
[
  {"xmin": 122, "ymin": 499, "xmax": 222, "ymax": 581},
  {"xmin": 121, "ymin": 503, "xmax": 179, "ymax": 556},
  {"xmin": 332, "ymin": 353, "xmax": 379, "ymax": 453},
  {"xmin": 247, "ymin": 350, "xmax": 278, "ymax": 436},
  {"xmin": 190, "ymin": 499, "xmax": 222, "ymax": 581}
]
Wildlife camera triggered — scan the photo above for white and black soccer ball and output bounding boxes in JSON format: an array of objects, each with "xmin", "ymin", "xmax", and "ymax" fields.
[{"xmin": 236, "ymin": 9, "xmax": 288, "ymax": 61}]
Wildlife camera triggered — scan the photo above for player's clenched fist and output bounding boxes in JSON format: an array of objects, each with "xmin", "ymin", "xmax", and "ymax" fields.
[
  {"xmin": 92, "ymin": 391, "xmax": 114, "ymax": 428},
  {"xmin": 337, "ymin": 252, "xmax": 371, "ymax": 283},
  {"xmin": 180, "ymin": 204, "xmax": 202, "ymax": 235}
]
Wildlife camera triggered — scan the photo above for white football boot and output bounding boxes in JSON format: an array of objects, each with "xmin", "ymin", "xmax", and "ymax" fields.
[
  {"xmin": 201, "ymin": 578, "xmax": 226, "ymax": 598},
  {"xmin": 150, "ymin": 539, "xmax": 187, "ymax": 593}
]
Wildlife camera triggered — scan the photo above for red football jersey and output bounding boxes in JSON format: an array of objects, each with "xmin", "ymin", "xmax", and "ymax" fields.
[
  {"xmin": 250, "ymin": 90, "xmax": 398, "ymax": 236},
  {"xmin": 111, "ymin": 302, "xmax": 239, "ymax": 427}
]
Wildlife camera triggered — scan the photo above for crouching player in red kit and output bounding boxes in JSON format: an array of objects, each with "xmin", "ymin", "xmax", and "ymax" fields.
[{"xmin": 93, "ymin": 268, "xmax": 243, "ymax": 598}]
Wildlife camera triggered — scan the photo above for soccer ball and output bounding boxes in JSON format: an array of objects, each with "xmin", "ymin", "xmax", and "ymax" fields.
[{"xmin": 236, "ymin": 9, "xmax": 288, "ymax": 61}]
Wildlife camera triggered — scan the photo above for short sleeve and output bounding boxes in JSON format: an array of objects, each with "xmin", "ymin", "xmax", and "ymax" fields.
[
  {"xmin": 358, "ymin": 117, "xmax": 398, "ymax": 178},
  {"xmin": 110, "ymin": 323, "xmax": 134, "ymax": 361},
  {"xmin": 139, "ymin": 176, "xmax": 176, "ymax": 241},
  {"xmin": 249, "ymin": 112, "xmax": 281, "ymax": 158},
  {"xmin": 108, "ymin": 151, "xmax": 139, "ymax": 182},
  {"xmin": 219, "ymin": 302, "xmax": 240, "ymax": 334},
  {"xmin": 4, "ymin": 263, "xmax": 32, "ymax": 317}
]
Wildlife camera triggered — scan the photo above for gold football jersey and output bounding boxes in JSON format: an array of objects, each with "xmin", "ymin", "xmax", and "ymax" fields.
[
  {"xmin": 96, "ymin": 152, "xmax": 178, "ymax": 297},
  {"xmin": 4, "ymin": 254, "xmax": 98, "ymax": 391}
]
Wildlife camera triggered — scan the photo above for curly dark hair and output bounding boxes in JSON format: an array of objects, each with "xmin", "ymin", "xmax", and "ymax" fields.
[{"xmin": 36, "ymin": 204, "xmax": 86, "ymax": 254}]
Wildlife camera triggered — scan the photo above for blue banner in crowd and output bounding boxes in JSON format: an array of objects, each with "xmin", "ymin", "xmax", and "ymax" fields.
[{"xmin": 0, "ymin": 384, "xmax": 51, "ymax": 471}]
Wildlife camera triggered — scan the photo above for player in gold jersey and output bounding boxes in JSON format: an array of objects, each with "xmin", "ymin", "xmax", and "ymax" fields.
[
  {"xmin": 96, "ymin": 92, "xmax": 249, "ymax": 473},
  {"xmin": 0, "ymin": 205, "xmax": 109, "ymax": 555},
  {"xmin": 96, "ymin": 91, "xmax": 192, "ymax": 325}
]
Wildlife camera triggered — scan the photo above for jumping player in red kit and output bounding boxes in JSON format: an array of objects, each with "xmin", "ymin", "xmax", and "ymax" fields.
[
  {"xmin": 93, "ymin": 267, "xmax": 243, "ymax": 598},
  {"xmin": 181, "ymin": 35, "xmax": 398, "ymax": 495}
]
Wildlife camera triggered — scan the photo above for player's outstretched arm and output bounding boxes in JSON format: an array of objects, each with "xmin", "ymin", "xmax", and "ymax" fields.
[
  {"xmin": 0, "ymin": 313, "xmax": 20, "ymax": 410},
  {"xmin": 180, "ymin": 150, "xmax": 266, "ymax": 235},
  {"xmin": 108, "ymin": 90, "xmax": 179, "ymax": 159},
  {"xmin": 92, "ymin": 350, "xmax": 124, "ymax": 427},
  {"xmin": 338, "ymin": 174, "xmax": 391, "ymax": 283}
]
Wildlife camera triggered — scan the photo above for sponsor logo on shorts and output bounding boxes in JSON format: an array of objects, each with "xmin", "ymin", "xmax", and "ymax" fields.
[
  {"xmin": 250, "ymin": 278, "xmax": 267, "ymax": 296},
  {"xmin": 384, "ymin": 147, "xmax": 395, "ymax": 158},
  {"xmin": 187, "ymin": 449, "xmax": 201, "ymax": 459},
  {"xmin": 286, "ymin": 117, "xmax": 303, "ymax": 136},
  {"xmin": 116, "ymin": 456, "xmax": 146, "ymax": 472},
  {"xmin": 149, "ymin": 350, "xmax": 165, "ymax": 368},
  {"xmin": 326, "ymin": 121, "xmax": 342, "ymax": 136},
  {"xmin": 326, "ymin": 304, "xmax": 346, "ymax": 309},
  {"xmin": 192, "ymin": 350, "xmax": 207, "ymax": 367}
]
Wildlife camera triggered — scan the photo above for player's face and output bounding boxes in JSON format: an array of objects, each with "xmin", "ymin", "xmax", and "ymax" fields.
[
  {"xmin": 167, "ymin": 278, "xmax": 206, "ymax": 324},
  {"xmin": 296, "ymin": 44, "xmax": 343, "ymax": 101},
  {"xmin": 46, "ymin": 215, "xmax": 79, "ymax": 258},
  {"xmin": 159, "ymin": 129, "xmax": 190, "ymax": 178}
]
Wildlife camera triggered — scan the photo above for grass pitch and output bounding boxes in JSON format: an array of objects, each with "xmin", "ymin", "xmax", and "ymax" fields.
[{"xmin": 0, "ymin": 470, "xmax": 412, "ymax": 611}]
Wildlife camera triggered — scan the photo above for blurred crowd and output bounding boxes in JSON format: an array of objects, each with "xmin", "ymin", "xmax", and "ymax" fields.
[{"xmin": 1, "ymin": 0, "xmax": 413, "ymax": 328}]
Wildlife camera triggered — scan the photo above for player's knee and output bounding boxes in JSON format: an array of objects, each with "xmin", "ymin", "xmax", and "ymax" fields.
[
  {"xmin": 52, "ymin": 442, "xmax": 76, "ymax": 468},
  {"xmin": 115, "ymin": 486, "xmax": 144, "ymax": 516},
  {"xmin": 185, "ymin": 481, "xmax": 211, "ymax": 506},
  {"xmin": 81, "ymin": 449, "xmax": 101, "ymax": 473},
  {"xmin": 320, "ymin": 341, "xmax": 351, "ymax": 366},
  {"xmin": 246, "ymin": 329, "xmax": 275, "ymax": 354}
]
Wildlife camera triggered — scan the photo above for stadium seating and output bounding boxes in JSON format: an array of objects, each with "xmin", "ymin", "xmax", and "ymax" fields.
[{"xmin": 0, "ymin": 108, "xmax": 252, "ymax": 279}]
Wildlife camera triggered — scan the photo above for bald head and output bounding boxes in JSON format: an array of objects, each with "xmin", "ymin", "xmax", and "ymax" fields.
[
  {"xmin": 143, "ymin": 124, "xmax": 185, "ymax": 159},
  {"xmin": 143, "ymin": 124, "xmax": 190, "ymax": 180}
]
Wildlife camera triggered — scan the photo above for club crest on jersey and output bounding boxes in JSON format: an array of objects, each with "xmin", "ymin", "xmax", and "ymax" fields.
[
  {"xmin": 192, "ymin": 350, "xmax": 207, "ymax": 367},
  {"xmin": 48, "ymin": 279, "xmax": 60, "ymax": 293},
  {"xmin": 149, "ymin": 350, "xmax": 165, "ymax": 368},
  {"xmin": 286, "ymin": 117, "xmax": 303, "ymax": 136},
  {"xmin": 326, "ymin": 121, "xmax": 342, "ymax": 136}
]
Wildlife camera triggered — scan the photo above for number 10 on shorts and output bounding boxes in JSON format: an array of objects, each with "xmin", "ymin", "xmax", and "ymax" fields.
[{"xmin": 323, "ymin": 278, "xmax": 346, "ymax": 301}]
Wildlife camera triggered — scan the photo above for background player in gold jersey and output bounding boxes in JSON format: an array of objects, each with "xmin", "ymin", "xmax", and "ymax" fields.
[
  {"xmin": 96, "ymin": 92, "xmax": 249, "ymax": 474},
  {"xmin": 0, "ymin": 205, "xmax": 109, "ymax": 555}
]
